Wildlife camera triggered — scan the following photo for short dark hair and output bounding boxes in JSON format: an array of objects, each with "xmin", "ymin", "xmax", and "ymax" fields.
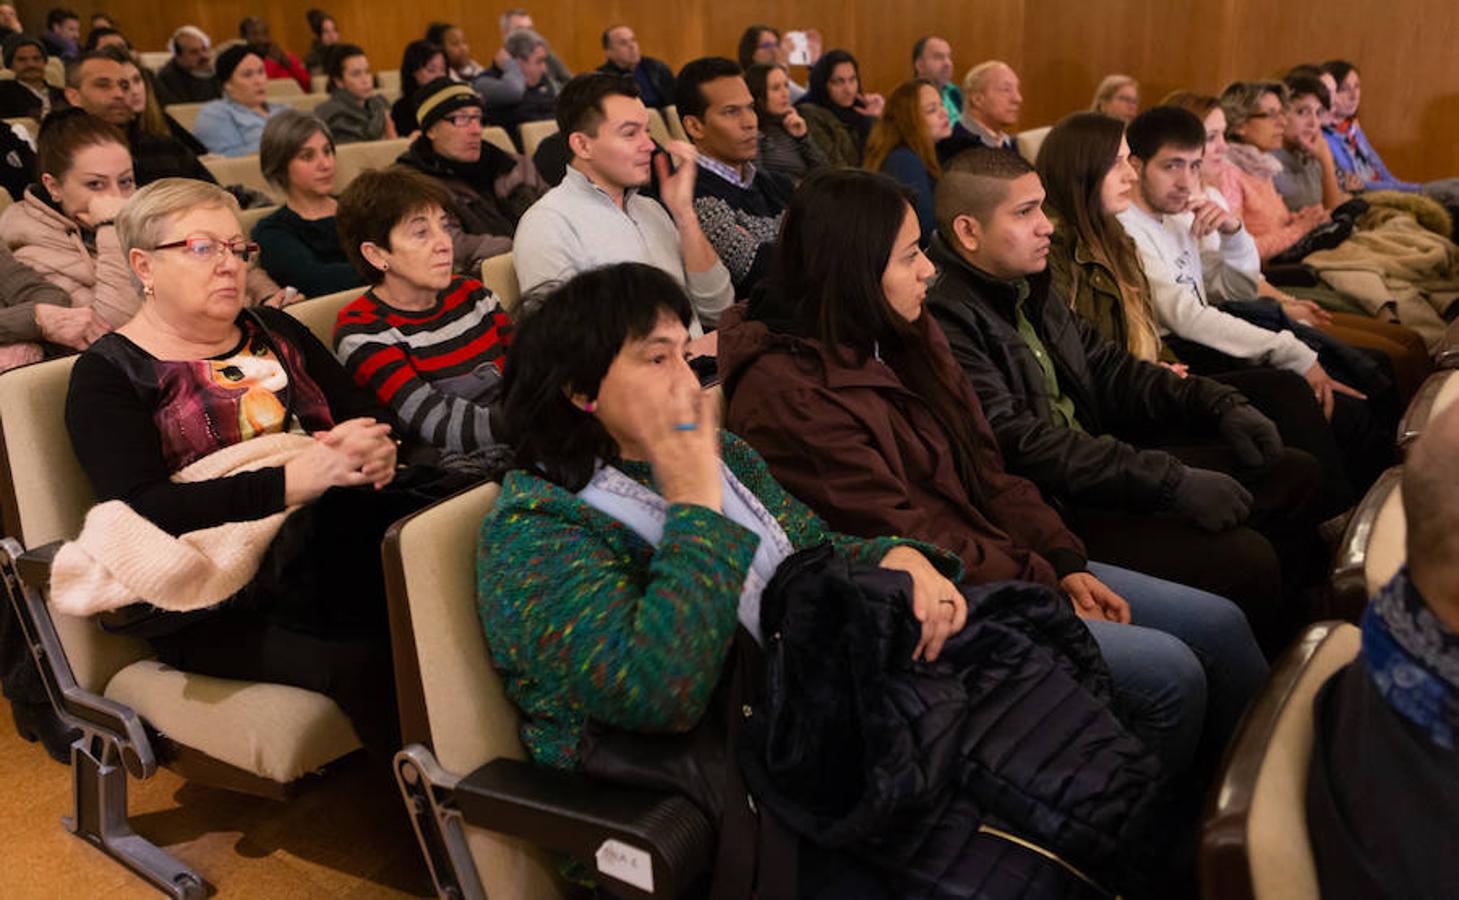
[
  {"xmin": 424, "ymin": 22, "xmax": 455, "ymax": 46},
  {"xmin": 736, "ymin": 24, "xmax": 776, "ymax": 70},
  {"xmin": 673, "ymin": 56, "xmax": 742, "ymax": 123},
  {"xmin": 1285, "ymin": 63, "xmax": 1323, "ymax": 82},
  {"xmin": 335, "ymin": 165, "xmax": 452, "ymax": 284},
  {"xmin": 911, "ymin": 35, "xmax": 932, "ymax": 66},
  {"xmin": 83, "ymin": 26, "xmax": 126, "ymax": 53},
  {"xmin": 555, "ymin": 71, "xmax": 640, "ymax": 141},
  {"xmin": 601, "ymin": 24, "xmax": 628, "ymax": 49},
  {"xmin": 238, "ymin": 15, "xmax": 264, "ymax": 39},
  {"xmin": 325, "ymin": 42, "xmax": 365, "ymax": 86},
  {"xmin": 1284, "ymin": 72, "xmax": 1331, "ymax": 110},
  {"xmin": 399, "ymin": 39, "xmax": 443, "ymax": 83},
  {"xmin": 306, "ymin": 9, "xmax": 333, "ymax": 38},
  {"xmin": 46, "ymin": 8, "xmax": 78, "ymax": 31},
  {"xmin": 935, "ymin": 146, "xmax": 1036, "ymax": 235},
  {"xmin": 65, "ymin": 47, "xmax": 127, "ymax": 89},
  {"xmin": 501, "ymin": 263, "xmax": 694, "ymax": 492},
  {"xmin": 36, "ymin": 106, "xmax": 126, "ymax": 179},
  {"xmin": 1321, "ymin": 59, "xmax": 1359, "ymax": 85},
  {"xmin": 1126, "ymin": 105, "xmax": 1206, "ymax": 160}
]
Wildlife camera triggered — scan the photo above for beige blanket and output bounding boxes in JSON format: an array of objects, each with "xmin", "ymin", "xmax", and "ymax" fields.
[
  {"xmin": 1304, "ymin": 215, "xmax": 1459, "ymax": 349},
  {"xmin": 50, "ymin": 432, "xmax": 317, "ymax": 617}
]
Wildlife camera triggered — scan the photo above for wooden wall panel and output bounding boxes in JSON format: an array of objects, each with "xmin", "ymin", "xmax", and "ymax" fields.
[{"xmin": 16, "ymin": 0, "xmax": 1459, "ymax": 179}]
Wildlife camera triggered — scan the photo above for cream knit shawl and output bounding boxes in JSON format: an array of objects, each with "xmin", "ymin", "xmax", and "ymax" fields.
[{"xmin": 50, "ymin": 432, "xmax": 317, "ymax": 617}]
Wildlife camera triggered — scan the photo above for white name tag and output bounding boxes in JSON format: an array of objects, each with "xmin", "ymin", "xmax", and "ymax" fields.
[{"xmin": 595, "ymin": 838, "xmax": 655, "ymax": 892}]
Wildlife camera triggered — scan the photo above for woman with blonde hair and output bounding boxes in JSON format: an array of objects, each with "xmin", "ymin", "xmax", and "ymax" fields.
[
  {"xmin": 1092, "ymin": 74, "xmax": 1139, "ymax": 123},
  {"xmin": 863, "ymin": 78, "xmax": 951, "ymax": 243}
]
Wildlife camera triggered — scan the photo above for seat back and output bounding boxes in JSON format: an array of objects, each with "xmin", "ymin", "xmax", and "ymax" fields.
[
  {"xmin": 265, "ymin": 79, "xmax": 303, "ymax": 98},
  {"xmin": 285, "ymin": 287, "xmax": 365, "ymax": 346},
  {"xmin": 1398, "ymin": 368, "xmax": 1459, "ymax": 452},
  {"xmin": 482, "ymin": 126, "xmax": 517, "ymax": 156},
  {"xmin": 1329, "ymin": 465, "xmax": 1405, "ymax": 618},
  {"xmin": 4, "ymin": 116, "xmax": 37, "ymax": 141},
  {"xmin": 203, "ymin": 154, "xmax": 280, "ymax": 202},
  {"xmin": 519, "ymin": 119, "xmax": 559, "ymax": 158},
  {"xmin": 310, "ymin": 73, "xmax": 329, "ymax": 94},
  {"xmin": 647, "ymin": 108, "xmax": 672, "ymax": 147},
  {"xmin": 165, "ymin": 101, "xmax": 208, "ymax": 133},
  {"xmin": 480, "ymin": 253, "xmax": 520, "ymax": 315},
  {"xmin": 334, "ymin": 137, "xmax": 411, "ymax": 192},
  {"xmin": 1016, "ymin": 125, "xmax": 1052, "ymax": 165},
  {"xmin": 138, "ymin": 51, "xmax": 171, "ymax": 72},
  {"xmin": 382, "ymin": 484, "xmax": 562, "ymax": 898},
  {"xmin": 239, "ymin": 203, "xmax": 280, "ymax": 238},
  {"xmin": 664, "ymin": 105, "xmax": 687, "ymax": 142},
  {"xmin": 376, "ymin": 70, "xmax": 401, "ymax": 94},
  {"xmin": 0, "ymin": 358, "xmax": 151, "ymax": 692},
  {"xmin": 282, "ymin": 93, "xmax": 331, "ymax": 114},
  {"xmin": 45, "ymin": 57, "xmax": 62, "ymax": 89},
  {"xmin": 1201, "ymin": 621, "xmax": 1360, "ymax": 900}
]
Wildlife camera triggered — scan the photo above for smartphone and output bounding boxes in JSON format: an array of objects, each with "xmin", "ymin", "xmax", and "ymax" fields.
[{"xmin": 785, "ymin": 31, "xmax": 811, "ymax": 66}]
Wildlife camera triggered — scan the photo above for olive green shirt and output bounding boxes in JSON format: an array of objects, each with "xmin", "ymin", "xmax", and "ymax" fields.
[{"xmin": 1011, "ymin": 278, "xmax": 1085, "ymax": 433}]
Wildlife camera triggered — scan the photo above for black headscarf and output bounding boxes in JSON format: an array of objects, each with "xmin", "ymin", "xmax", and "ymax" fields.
[{"xmin": 797, "ymin": 49, "xmax": 874, "ymax": 150}]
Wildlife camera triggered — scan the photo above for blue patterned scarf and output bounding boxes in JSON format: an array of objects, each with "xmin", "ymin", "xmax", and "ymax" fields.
[{"xmin": 1362, "ymin": 568, "xmax": 1459, "ymax": 750}]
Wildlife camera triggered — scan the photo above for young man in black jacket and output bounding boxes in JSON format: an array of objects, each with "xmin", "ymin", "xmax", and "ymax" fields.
[
  {"xmin": 925, "ymin": 147, "xmax": 1324, "ymax": 653},
  {"xmin": 596, "ymin": 25, "xmax": 675, "ymax": 110}
]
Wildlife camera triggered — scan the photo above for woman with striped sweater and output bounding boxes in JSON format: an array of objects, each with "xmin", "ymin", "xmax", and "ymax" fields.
[{"xmin": 333, "ymin": 167, "xmax": 513, "ymax": 474}]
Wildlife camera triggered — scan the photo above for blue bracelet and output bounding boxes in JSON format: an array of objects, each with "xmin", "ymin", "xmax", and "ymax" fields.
[{"xmin": 673, "ymin": 422, "xmax": 698, "ymax": 431}]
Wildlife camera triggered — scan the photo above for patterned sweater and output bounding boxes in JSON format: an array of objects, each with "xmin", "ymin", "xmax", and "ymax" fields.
[
  {"xmin": 692, "ymin": 159, "xmax": 794, "ymax": 297},
  {"xmin": 476, "ymin": 431, "xmax": 962, "ymax": 769},
  {"xmin": 333, "ymin": 275, "xmax": 511, "ymax": 454}
]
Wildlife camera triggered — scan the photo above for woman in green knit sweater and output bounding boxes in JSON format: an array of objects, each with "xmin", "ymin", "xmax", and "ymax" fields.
[{"xmin": 475, "ymin": 262, "xmax": 962, "ymax": 770}]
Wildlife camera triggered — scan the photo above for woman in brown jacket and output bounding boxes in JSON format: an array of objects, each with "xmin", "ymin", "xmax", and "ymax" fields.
[{"xmin": 717, "ymin": 168, "xmax": 1266, "ymax": 783}]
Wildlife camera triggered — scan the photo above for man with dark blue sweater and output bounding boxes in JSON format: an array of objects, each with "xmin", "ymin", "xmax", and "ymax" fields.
[{"xmin": 596, "ymin": 25, "xmax": 675, "ymax": 110}]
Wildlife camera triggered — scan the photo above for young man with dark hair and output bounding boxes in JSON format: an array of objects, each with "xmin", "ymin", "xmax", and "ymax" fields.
[
  {"xmin": 0, "ymin": 34, "xmax": 66, "ymax": 118},
  {"xmin": 513, "ymin": 73, "xmax": 732, "ymax": 332},
  {"xmin": 1119, "ymin": 105, "xmax": 1391, "ymax": 499},
  {"xmin": 41, "ymin": 6, "xmax": 81, "ymax": 61},
  {"xmin": 675, "ymin": 56, "xmax": 792, "ymax": 296},
  {"xmin": 926, "ymin": 145, "xmax": 1325, "ymax": 653},
  {"xmin": 596, "ymin": 24, "xmax": 674, "ymax": 110},
  {"xmin": 912, "ymin": 36, "xmax": 960, "ymax": 122}
]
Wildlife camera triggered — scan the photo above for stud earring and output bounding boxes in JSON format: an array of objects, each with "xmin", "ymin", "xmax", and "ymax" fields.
[{"xmin": 583, "ymin": 400, "xmax": 597, "ymax": 413}]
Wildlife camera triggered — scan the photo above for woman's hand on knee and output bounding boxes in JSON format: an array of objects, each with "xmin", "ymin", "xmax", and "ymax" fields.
[
  {"xmin": 880, "ymin": 546, "xmax": 965, "ymax": 662},
  {"xmin": 1059, "ymin": 572, "xmax": 1131, "ymax": 624}
]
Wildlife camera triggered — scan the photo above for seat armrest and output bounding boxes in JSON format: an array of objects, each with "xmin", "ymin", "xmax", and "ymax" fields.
[
  {"xmin": 456, "ymin": 757, "xmax": 713, "ymax": 898},
  {"xmin": 1436, "ymin": 318, "xmax": 1459, "ymax": 370},
  {"xmin": 1262, "ymin": 263, "xmax": 1319, "ymax": 288},
  {"xmin": 17, "ymin": 539, "xmax": 61, "ymax": 589}
]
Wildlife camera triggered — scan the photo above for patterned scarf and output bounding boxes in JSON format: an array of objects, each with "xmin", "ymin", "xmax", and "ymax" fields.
[{"xmin": 1362, "ymin": 568, "xmax": 1459, "ymax": 749}]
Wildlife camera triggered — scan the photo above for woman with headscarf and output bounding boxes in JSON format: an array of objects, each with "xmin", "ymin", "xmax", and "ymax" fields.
[{"xmin": 794, "ymin": 49, "xmax": 883, "ymax": 167}]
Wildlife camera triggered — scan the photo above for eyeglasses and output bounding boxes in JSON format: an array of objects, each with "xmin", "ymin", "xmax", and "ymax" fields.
[
  {"xmin": 1246, "ymin": 111, "xmax": 1280, "ymax": 120},
  {"xmin": 153, "ymin": 237, "xmax": 259, "ymax": 264},
  {"xmin": 757, "ymin": 40, "xmax": 779, "ymax": 50},
  {"xmin": 444, "ymin": 113, "xmax": 483, "ymax": 128}
]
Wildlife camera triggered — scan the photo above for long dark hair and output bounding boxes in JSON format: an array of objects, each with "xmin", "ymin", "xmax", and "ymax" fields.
[
  {"xmin": 500, "ymin": 263, "xmax": 694, "ymax": 492},
  {"xmin": 736, "ymin": 24, "xmax": 776, "ymax": 70},
  {"xmin": 751, "ymin": 168, "xmax": 988, "ymax": 502},
  {"xmin": 800, "ymin": 49, "xmax": 873, "ymax": 151}
]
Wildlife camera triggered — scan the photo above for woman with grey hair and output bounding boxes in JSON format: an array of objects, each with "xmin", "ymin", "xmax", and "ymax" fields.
[
  {"xmin": 62, "ymin": 176, "xmax": 422, "ymax": 759},
  {"xmin": 251, "ymin": 110, "xmax": 359, "ymax": 297},
  {"xmin": 1091, "ymin": 74, "xmax": 1139, "ymax": 123}
]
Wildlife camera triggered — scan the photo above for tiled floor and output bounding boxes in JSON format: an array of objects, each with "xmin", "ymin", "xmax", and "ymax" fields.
[{"xmin": 0, "ymin": 706, "xmax": 433, "ymax": 898}]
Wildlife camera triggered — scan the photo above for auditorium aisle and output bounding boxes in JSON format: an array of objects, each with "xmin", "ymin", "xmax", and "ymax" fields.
[{"xmin": 0, "ymin": 710, "xmax": 431, "ymax": 897}]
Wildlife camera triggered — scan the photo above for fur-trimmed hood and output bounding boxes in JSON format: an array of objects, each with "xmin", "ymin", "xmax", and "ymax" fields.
[{"xmin": 1225, "ymin": 141, "xmax": 1286, "ymax": 179}]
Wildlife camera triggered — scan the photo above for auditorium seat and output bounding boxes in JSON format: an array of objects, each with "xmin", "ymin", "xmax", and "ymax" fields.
[
  {"xmin": 483, "ymin": 125, "xmax": 517, "ymax": 156},
  {"xmin": 45, "ymin": 57, "xmax": 62, "ymax": 89},
  {"xmin": 4, "ymin": 116, "xmax": 38, "ymax": 141},
  {"xmin": 164, "ymin": 101, "xmax": 208, "ymax": 134},
  {"xmin": 647, "ymin": 107, "xmax": 672, "ymax": 147},
  {"xmin": 1329, "ymin": 465, "xmax": 1405, "ymax": 617},
  {"xmin": 480, "ymin": 253, "xmax": 520, "ymax": 314},
  {"xmin": 202, "ymin": 154, "xmax": 280, "ymax": 202},
  {"xmin": 282, "ymin": 93, "xmax": 331, "ymax": 114},
  {"xmin": 265, "ymin": 79, "xmax": 304, "ymax": 98},
  {"xmin": 284, "ymin": 286, "xmax": 365, "ymax": 344},
  {"xmin": 518, "ymin": 119, "xmax": 559, "ymax": 158},
  {"xmin": 1200, "ymin": 621, "xmax": 1359, "ymax": 900},
  {"xmin": 1016, "ymin": 125, "xmax": 1052, "ymax": 165},
  {"xmin": 383, "ymin": 484, "xmax": 714, "ymax": 898},
  {"xmin": 333, "ymin": 137, "xmax": 411, "ymax": 191},
  {"xmin": 1397, "ymin": 368, "xmax": 1459, "ymax": 454},
  {"xmin": 0, "ymin": 357, "xmax": 363, "ymax": 898},
  {"xmin": 239, "ymin": 203, "xmax": 280, "ymax": 237},
  {"xmin": 665, "ymin": 104, "xmax": 687, "ymax": 142},
  {"xmin": 1435, "ymin": 317, "xmax": 1459, "ymax": 369},
  {"xmin": 138, "ymin": 51, "xmax": 170, "ymax": 72},
  {"xmin": 375, "ymin": 70, "xmax": 401, "ymax": 95}
]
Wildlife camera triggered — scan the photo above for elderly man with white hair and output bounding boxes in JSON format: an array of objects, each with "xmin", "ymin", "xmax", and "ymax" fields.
[
  {"xmin": 936, "ymin": 59, "xmax": 1023, "ymax": 161},
  {"xmin": 154, "ymin": 24, "xmax": 220, "ymax": 105}
]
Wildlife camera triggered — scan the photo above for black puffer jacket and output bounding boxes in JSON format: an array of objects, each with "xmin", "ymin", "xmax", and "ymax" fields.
[
  {"xmin": 741, "ymin": 545, "xmax": 1165, "ymax": 899},
  {"xmin": 925, "ymin": 235, "xmax": 1246, "ymax": 513}
]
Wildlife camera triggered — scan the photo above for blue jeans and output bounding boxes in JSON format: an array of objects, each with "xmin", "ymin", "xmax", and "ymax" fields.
[{"xmin": 1082, "ymin": 562, "xmax": 1269, "ymax": 778}]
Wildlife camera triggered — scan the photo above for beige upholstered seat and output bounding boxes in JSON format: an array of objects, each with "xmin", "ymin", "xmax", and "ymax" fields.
[
  {"xmin": 265, "ymin": 79, "xmax": 304, "ymax": 98},
  {"xmin": 4, "ymin": 116, "xmax": 37, "ymax": 140},
  {"xmin": 310, "ymin": 73, "xmax": 329, "ymax": 94},
  {"xmin": 665, "ymin": 105, "xmax": 687, "ymax": 142},
  {"xmin": 203, "ymin": 154, "xmax": 281, "ymax": 203},
  {"xmin": 1016, "ymin": 125, "xmax": 1052, "ymax": 164},
  {"xmin": 0, "ymin": 358, "xmax": 361, "ymax": 787},
  {"xmin": 285, "ymin": 287, "xmax": 366, "ymax": 345},
  {"xmin": 375, "ymin": 70, "xmax": 401, "ymax": 95},
  {"xmin": 282, "ymin": 93, "xmax": 331, "ymax": 114},
  {"xmin": 480, "ymin": 253, "xmax": 520, "ymax": 314},
  {"xmin": 1329, "ymin": 465, "xmax": 1405, "ymax": 619},
  {"xmin": 333, "ymin": 137, "xmax": 411, "ymax": 191},
  {"xmin": 138, "ymin": 51, "xmax": 171, "ymax": 72},
  {"xmin": 647, "ymin": 108, "xmax": 672, "ymax": 147},
  {"xmin": 45, "ymin": 57, "xmax": 62, "ymax": 89},
  {"xmin": 164, "ymin": 101, "xmax": 208, "ymax": 133},
  {"xmin": 1398, "ymin": 369, "xmax": 1459, "ymax": 453},
  {"xmin": 519, "ymin": 119, "xmax": 559, "ymax": 158},
  {"xmin": 239, "ymin": 203, "xmax": 280, "ymax": 237},
  {"xmin": 483, "ymin": 126, "xmax": 517, "ymax": 156},
  {"xmin": 384, "ymin": 483, "xmax": 564, "ymax": 897}
]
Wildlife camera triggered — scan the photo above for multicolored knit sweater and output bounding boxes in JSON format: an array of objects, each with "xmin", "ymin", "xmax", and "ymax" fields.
[{"xmin": 476, "ymin": 431, "xmax": 961, "ymax": 769}]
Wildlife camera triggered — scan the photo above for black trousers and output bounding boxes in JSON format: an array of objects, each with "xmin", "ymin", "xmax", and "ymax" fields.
[{"xmin": 1064, "ymin": 444, "xmax": 1324, "ymax": 658}]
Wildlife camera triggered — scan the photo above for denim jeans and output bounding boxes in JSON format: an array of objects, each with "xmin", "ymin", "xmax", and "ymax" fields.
[{"xmin": 1082, "ymin": 561, "xmax": 1270, "ymax": 779}]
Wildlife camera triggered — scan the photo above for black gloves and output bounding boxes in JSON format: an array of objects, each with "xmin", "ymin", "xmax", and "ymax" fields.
[
  {"xmin": 1217, "ymin": 402, "xmax": 1283, "ymax": 468},
  {"xmin": 1170, "ymin": 467, "xmax": 1253, "ymax": 532}
]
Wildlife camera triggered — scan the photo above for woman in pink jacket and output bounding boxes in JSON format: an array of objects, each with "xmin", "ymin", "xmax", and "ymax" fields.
[{"xmin": 0, "ymin": 108, "xmax": 141, "ymax": 342}]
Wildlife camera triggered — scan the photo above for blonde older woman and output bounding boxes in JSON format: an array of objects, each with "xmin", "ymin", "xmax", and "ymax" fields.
[
  {"xmin": 1091, "ymin": 74, "xmax": 1139, "ymax": 123},
  {"xmin": 63, "ymin": 177, "xmax": 415, "ymax": 757}
]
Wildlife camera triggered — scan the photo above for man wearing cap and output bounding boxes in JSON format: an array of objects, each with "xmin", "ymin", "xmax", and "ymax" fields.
[
  {"xmin": 0, "ymin": 34, "xmax": 66, "ymax": 119},
  {"xmin": 395, "ymin": 78, "xmax": 547, "ymax": 273}
]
